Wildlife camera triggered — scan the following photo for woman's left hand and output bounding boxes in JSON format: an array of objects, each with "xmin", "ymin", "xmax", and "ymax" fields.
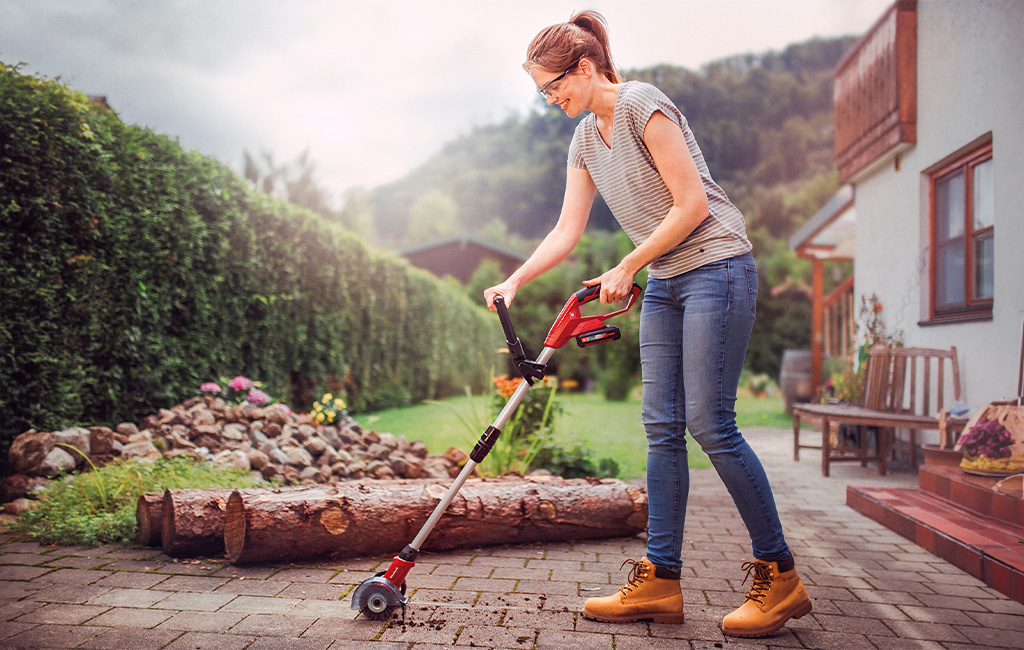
[{"xmin": 584, "ymin": 266, "xmax": 635, "ymax": 304}]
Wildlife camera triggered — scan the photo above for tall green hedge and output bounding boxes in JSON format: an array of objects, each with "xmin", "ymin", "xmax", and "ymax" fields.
[{"xmin": 0, "ymin": 64, "xmax": 498, "ymax": 457}]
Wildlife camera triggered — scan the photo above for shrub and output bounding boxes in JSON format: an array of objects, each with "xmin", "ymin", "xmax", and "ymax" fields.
[{"xmin": 0, "ymin": 64, "xmax": 498, "ymax": 457}]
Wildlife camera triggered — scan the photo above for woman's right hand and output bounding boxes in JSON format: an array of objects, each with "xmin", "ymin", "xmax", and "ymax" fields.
[{"xmin": 484, "ymin": 282, "xmax": 517, "ymax": 312}]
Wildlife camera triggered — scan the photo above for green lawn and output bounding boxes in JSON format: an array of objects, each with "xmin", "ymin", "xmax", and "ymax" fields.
[{"xmin": 359, "ymin": 391, "xmax": 791, "ymax": 480}]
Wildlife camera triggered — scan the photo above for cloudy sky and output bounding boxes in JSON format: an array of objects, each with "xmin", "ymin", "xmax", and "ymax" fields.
[{"xmin": 1, "ymin": 0, "xmax": 893, "ymax": 203}]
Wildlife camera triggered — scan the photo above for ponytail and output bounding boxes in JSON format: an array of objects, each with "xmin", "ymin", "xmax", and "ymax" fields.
[{"xmin": 525, "ymin": 10, "xmax": 622, "ymax": 84}]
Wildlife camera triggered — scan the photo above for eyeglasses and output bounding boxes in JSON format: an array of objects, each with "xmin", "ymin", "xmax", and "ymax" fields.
[{"xmin": 536, "ymin": 66, "xmax": 574, "ymax": 98}]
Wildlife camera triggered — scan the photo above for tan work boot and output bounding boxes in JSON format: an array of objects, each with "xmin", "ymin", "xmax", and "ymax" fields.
[
  {"xmin": 722, "ymin": 559, "xmax": 812, "ymax": 637},
  {"xmin": 582, "ymin": 557, "xmax": 684, "ymax": 624}
]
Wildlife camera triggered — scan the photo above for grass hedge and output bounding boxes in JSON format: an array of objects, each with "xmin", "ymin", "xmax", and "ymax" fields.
[{"xmin": 0, "ymin": 63, "xmax": 498, "ymax": 458}]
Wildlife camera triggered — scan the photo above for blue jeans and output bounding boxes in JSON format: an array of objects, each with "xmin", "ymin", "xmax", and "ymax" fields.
[{"xmin": 640, "ymin": 253, "xmax": 791, "ymax": 572}]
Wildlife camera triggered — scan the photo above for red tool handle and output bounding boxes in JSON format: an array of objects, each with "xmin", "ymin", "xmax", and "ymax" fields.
[{"xmin": 543, "ymin": 283, "xmax": 642, "ymax": 349}]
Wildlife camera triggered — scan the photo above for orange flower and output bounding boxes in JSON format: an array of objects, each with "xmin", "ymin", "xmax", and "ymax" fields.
[{"xmin": 492, "ymin": 374, "xmax": 523, "ymax": 397}]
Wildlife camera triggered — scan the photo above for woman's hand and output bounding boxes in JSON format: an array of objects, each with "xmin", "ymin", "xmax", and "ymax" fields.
[
  {"xmin": 584, "ymin": 265, "xmax": 635, "ymax": 304},
  {"xmin": 484, "ymin": 282, "xmax": 518, "ymax": 311}
]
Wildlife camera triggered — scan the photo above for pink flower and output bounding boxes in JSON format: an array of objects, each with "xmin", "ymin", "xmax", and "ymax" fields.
[
  {"xmin": 228, "ymin": 376, "xmax": 253, "ymax": 391},
  {"xmin": 247, "ymin": 388, "xmax": 269, "ymax": 406},
  {"xmin": 199, "ymin": 382, "xmax": 222, "ymax": 393}
]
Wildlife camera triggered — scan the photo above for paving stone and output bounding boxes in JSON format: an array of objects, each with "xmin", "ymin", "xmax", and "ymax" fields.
[
  {"xmin": 246, "ymin": 638, "xmax": 333, "ymax": 650},
  {"xmin": 0, "ymin": 580, "xmax": 44, "ymax": 601},
  {"xmin": 501, "ymin": 607, "xmax": 575, "ymax": 630},
  {"xmin": 514, "ymin": 579, "xmax": 579, "ymax": 595},
  {"xmin": 456, "ymin": 624, "xmax": 535, "ymax": 647},
  {"xmin": 27, "ymin": 583, "xmax": 111, "ymax": 604},
  {"xmin": 161, "ymin": 631, "xmax": 255, "ymax": 650},
  {"xmin": 87, "ymin": 588, "xmax": 175, "ymax": 608},
  {"xmin": 218, "ymin": 594, "xmax": 301, "ymax": 615},
  {"xmin": 213, "ymin": 578, "xmax": 290, "ymax": 596},
  {"xmin": 156, "ymin": 610, "xmax": 247, "ymax": 632},
  {"xmin": 0, "ymin": 552, "xmax": 56, "ymax": 565},
  {"xmin": 15, "ymin": 602, "xmax": 109, "ymax": 625},
  {"xmin": 1, "ymin": 565, "xmax": 54, "ymax": 581},
  {"xmin": 93, "ymin": 571, "xmax": 169, "ymax": 589},
  {"xmin": 42, "ymin": 555, "xmax": 113, "ymax": 570},
  {"xmin": 270, "ymin": 567, "xmax": 338, "ymax": 583},
  {"xmin": 535, "ymin": 629, "xmax": 614, "ymax": 650},
  {"xmin": 0, "ymin": 621, "xmax": 39, "ymax": 642},
  {"xmin": 300, "ymin": 616, "xmax": 387, "ymax": 640},
  {"xmin": 882, "ymin": 619, "xmax": 972, "ymax": 643},
  {"xmin": 154, "ymin": 575, "xmax": 229, "ymax": 593},
  {"xmin": 1, "ymin": 623, "xmax": 107, "ymax": 648},
  {"xmin": 86, "ymin": 607, "xmax": 175, "ymax": 629},
  {"xmin": 228, "ymin": 613, "xmax": 318, "ymax": 636},
  {"xmin": 377, "ymin": 618, "xmax": 461, "ymax": 645},
  {"xmin": 409, "ymin": 588, "xmax": 479, "ymax": 607},
  {"xmin": 277, "ymin": 582, "xmax": 348, "ymax": 600},
  {"xmin": 79, "ymin": 627, "xmax": 184, "ymax": 650},
  {"xmin": 287, "ymin": 598, "xmax": 357, "ymax": 619},
  {"xmin": 152, "ymin": 590, "xmax": 236, "ymax": 611}
]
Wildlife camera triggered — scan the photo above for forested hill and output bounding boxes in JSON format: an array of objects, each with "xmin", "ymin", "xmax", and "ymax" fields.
[{"xmin": 355, "ymin": 35, "xmax": 857, "ymax": 246}]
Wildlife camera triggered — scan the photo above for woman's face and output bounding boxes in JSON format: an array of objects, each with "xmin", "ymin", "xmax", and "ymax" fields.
[{"xmin": 531, "ymin": 65, "xmax": 583, "ymax": 117}]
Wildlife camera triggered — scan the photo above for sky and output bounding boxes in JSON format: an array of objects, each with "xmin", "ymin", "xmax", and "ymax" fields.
[{"xmin": 0, "ymin": 0, "xmax": 894, "ymax": 204}]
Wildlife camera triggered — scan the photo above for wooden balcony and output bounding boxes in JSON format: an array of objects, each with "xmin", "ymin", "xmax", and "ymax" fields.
[{"xmin": 834, "ymin": 0, "xmax": 917, "ymax": 182}]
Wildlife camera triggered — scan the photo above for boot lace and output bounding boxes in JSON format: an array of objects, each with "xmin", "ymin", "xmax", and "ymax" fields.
[
  {"xmin": 617, "ymin": 559, "xmax": 651, "ymax": 595},
  {"xmin": 738, "ymin": 561, "xmax": 774, "ymax": 605}
]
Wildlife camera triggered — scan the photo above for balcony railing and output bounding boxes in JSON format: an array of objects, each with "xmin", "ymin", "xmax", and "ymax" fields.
[{"xmin": 834, "ymin": 0, "xmax": 917, "ymax": 182}]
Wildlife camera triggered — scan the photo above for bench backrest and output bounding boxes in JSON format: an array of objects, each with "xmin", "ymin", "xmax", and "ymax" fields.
[{"xmin": 861, "ymin": 345, "xmax": 961, "ymax": 417}]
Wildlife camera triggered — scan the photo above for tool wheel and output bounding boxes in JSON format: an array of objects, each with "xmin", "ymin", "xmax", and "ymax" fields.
[{"xmin": 360, "ymin": 572, "xmax": 407, "ymax": 621}]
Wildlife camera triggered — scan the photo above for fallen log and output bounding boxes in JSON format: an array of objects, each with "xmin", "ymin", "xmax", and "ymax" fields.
[
  {"xmin": 162, "ymin": 488, "xmax": 270, "ymax": 557},
  {"xmin": 136, "ymin": 493, "xmax": 164, "ymax": 546},
  {"xmin": 224, "ymin": 476, "xmax": 648, "ymax": 565}
]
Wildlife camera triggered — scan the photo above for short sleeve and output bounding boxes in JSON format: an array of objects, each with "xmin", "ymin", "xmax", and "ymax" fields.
[
  {"xmin": 567, "ymin": 127, "xmax": 588, "ymax": 170},
  {"xmin": 623, "ymin": 84, "xmax": 686, "ymax": 145}
]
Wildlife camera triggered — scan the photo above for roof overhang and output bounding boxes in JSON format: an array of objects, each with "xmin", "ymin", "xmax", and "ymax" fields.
[{"xmin": 789, "ymin": 185, "xmax": 856, "ymax": 261}]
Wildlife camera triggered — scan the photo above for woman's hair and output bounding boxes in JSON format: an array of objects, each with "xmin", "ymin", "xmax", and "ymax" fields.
[{"xmin": 524, "ymin": 10, "xmax": 622, "ymax": 83}]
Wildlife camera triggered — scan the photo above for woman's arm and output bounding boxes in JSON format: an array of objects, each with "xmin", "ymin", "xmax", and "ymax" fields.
[
  {"xmin": 484, "ymin": 165, "xmax": 597, "ymax": 310},
  {"xmin": 587, "ymin": 110, "xmax": 710, "ymax": 303}
]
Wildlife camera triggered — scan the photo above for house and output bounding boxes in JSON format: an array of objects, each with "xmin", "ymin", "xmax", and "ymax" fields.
[
  {"xmin": 791, "ymin": 0, "xmax": 1024, "ymax": 436},
  {"xmin": 399, "ymin": 234, "xmax": 528, "ymax": 284}
]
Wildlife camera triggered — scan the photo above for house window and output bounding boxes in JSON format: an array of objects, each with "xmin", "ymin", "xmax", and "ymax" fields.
[{"xmin": 930, "ymin": 142, "xmax": 993, "ymax": 319}]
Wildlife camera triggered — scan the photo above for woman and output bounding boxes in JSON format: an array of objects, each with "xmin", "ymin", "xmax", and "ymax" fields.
[{"xmin": 484, "ymin": 11, "xmax": 811, "ymax": 638}]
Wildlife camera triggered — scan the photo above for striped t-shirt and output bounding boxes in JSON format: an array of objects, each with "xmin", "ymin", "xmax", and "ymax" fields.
[{"xmin": 567, "ymin": 81, "xmax": 751, "ymax": 279}]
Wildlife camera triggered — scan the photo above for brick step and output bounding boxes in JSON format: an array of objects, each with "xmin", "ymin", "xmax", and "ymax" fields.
[
  {"xmin": 848, "ymin": 484, "xmax": 1024, "ymax": 604},
  {"xmin": 918, "ymin": 464, "xmax": 1023, "ymax": 527}
]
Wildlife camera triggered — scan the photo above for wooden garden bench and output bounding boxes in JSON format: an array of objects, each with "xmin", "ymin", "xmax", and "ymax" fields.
[{"xmin": 792, "ymin": 345, "xmax": 961, "ymax": 476}]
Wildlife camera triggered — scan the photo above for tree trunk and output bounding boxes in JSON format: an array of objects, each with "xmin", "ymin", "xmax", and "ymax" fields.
[
  {"xmin": 162, "ymin": 488, "xmax": 269, "ymax": 557},
  {"xmin": 224, "ymin": 476, "xmax": 647, "ymax": 565},
  {"xmin": 136, "ymin": 493, "xmax": 164, "ymax": 547}
]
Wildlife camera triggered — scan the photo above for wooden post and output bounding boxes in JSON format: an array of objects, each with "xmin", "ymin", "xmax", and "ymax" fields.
[{"xmin": 811, "ymin": 257, "xmax": 825, "ymax": 396}]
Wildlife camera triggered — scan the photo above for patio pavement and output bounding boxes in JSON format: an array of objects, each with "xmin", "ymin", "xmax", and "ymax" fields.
[{"xmin": 2, "ymin": 426, "xmax": 1023, "ymax": 649}]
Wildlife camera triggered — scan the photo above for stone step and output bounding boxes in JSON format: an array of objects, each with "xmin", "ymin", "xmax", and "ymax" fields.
[
  {"xmin": 848, "ymin": 483, "xmax": 1024, "ymax": 604},
  {"xmin": 918, "ymin": 464, "xmax": 1023, "ymax": 527}
]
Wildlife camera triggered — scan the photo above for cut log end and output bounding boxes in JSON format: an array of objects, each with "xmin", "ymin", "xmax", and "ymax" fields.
[
  {"xmin": 224, "ymin": 491, "xmax": 246, "ymax": 562},
  {"xmin": 135, "ymin": 493, "xmax": 164, "ymax": 546}
]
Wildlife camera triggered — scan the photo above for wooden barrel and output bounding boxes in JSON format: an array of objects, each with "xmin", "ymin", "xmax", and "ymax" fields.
[{"xmin": 780, "ymin": 350, "xmax": 814, "ymax": 414}]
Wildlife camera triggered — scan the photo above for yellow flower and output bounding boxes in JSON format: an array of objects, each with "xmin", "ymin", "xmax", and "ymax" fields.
[
  {"xmin": 334, "ymin": 399, "xmax": 346, "ymax": 409},
  {"xmin": 315, "ymin": 412, "xmax": 325, "ymax": 423},
  {"xmin": 323, "ymin": 393, "xmax": 333, "ymax": 402},
  {"xmin": 327, "ymin": 412, "xmax": 335, "ymax": 423}
]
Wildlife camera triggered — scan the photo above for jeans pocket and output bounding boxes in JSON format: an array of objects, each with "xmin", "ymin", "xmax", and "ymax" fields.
[{"xmin": 744, "ymin": 266, "xmax": 758, "ymax": 317}]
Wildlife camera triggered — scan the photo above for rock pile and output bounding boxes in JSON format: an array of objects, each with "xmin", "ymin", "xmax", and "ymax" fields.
[{"xmin": 2, "ymin": 396, "xmax": 466, "ymax": 508}]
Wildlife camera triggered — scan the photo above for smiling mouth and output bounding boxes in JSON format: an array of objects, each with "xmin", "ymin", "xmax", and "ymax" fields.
[{"xmin": 559, "ymin": 99, "xmax": 570, "ymax": 110}]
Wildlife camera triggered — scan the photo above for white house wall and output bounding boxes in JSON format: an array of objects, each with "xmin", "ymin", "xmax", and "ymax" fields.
[{"xmin": 853, "ymin": 0, "xmax": 1024, "ymax": 419}]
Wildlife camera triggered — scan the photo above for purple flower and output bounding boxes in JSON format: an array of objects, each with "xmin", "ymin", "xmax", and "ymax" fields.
[
  {"xmin": 228, "ymin": 376, "xmax": 253, "ymax": 391},
  {"xmin": 247, "ymin": 388, "xmax": 269, "ymax": 406},
  {"xmin": 199, "ymin": 382, "xmax": 222, "ymax": 394}
]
